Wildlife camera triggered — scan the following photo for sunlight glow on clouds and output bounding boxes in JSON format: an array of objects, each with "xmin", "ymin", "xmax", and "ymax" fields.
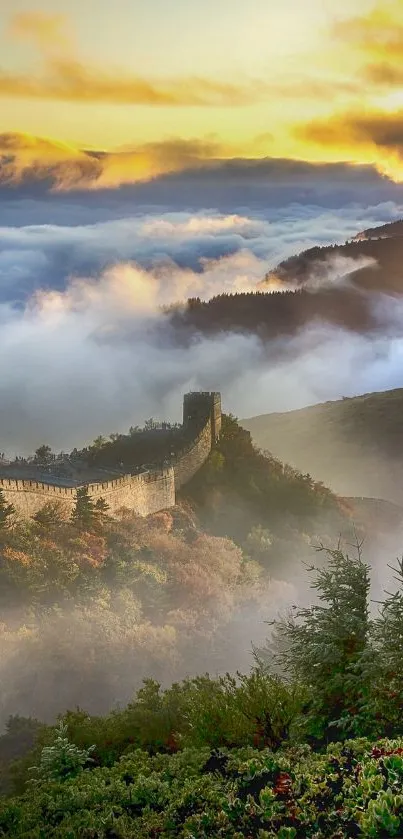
[{"xmin": 0, "ymin": 2, "xmax": 403, "ymax": 180}]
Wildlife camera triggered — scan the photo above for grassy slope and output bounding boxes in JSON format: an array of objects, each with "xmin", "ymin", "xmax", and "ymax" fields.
[{"xmin": 241, "ymin": 388, "xmax": 403, "ymax": 508}]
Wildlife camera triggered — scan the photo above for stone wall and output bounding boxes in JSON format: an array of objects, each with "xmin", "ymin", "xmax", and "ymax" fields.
[
  {"xmin": 1, "ymin": 392, "xmax": 221, "ymax": 520},
  {"xmin": 173, "ymin": 419, "xmax": 212, "ymax": 490},
  {"xmin": 0, "ymin": 468, "xmax": 176, "ymax": 520},
  {"xmin": 0, "ymin": 477, "xmax": 77, "ymax": 519},
  {"xmin": 86, "ymin": 468, "xmax": 175, "ymax": 517}
]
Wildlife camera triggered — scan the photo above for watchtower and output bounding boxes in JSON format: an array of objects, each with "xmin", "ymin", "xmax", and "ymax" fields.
[{"xmin": 183, "ymin": 391, "xmax": 221, "ymax": 442}]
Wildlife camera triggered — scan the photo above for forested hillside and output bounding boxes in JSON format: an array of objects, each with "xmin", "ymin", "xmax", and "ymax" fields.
[
  {"xmin": 0, "ymin": 415, "xmax": 354, "ymax": 729},
  {"xmin": 354, "ymin": 218, "xmax": 403, "ymax": 239},
  {"xmin": 166, "ymin": 233, "xmax": 403, "ymax": 342},
  {"xmin": 264, "ymin": 229, "xmax": 403, "ymax": 293},
  {"xmin": 0, "ymin": 546, "xmax": 402, "ymax": 837}
]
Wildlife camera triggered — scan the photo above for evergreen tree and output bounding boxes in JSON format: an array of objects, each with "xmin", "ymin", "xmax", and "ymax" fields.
[
  {"xmin": 94, "ymin": 497, "xmax": 110, "ymax": 528},
  {"xmin": 255, "ymin": 545, "xmax": 371, "ymax": 744},
  {"xmin": 358, "ymin": 558, "xmax": 403, "ymax": 738},
  {"xmin": 0, "ymin": 488, "xmax": 15, "ymax": 531},
  {"xmin": 33, "ymin": 445, "xmax": 53, "ymax": 468},
  {"xmin": 71, "ymin": 487, "xmax": 96, "ymax": 530},
  {"xmin": 32, "ymin": 502, "xmax": 63, "ymax": 532},
  {"xmin": 29, "ymin": 722, "xmax": 94, "ymax": 785}
]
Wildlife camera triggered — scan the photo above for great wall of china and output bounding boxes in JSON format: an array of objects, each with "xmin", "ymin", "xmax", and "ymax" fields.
[{"xmin": 0, "ymin": 392, "xmax": 222, "ymax": 520}]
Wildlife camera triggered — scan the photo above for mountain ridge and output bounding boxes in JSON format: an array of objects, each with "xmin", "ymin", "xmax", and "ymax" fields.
[{"xmin": 241, "ymin": 387, "xmax": 403, "ymax": 507}]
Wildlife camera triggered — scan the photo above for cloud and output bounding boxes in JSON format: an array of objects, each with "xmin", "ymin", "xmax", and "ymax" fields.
[
  {"xmin": 0, "ymin": 11, "xmax": 365, "ymax": 111},
  {"xmin": 2, "ymin": 253, "xmax": 403, "ymax": 459},
  {"xmin": 297, "ymin": 110, "xmax": 403, "ymax": 151},
  {"xmin": 5, "ymin": 132, "xmax": 403, "ymax": 197},
  {"xmin": 0, "ymin": 261, "xmax": 265, "ymax": 455},
  {"xmin": 1, "ymin": 203, "xmax": 402, "ymax": 304},
  {"xmin": 332, "ymin": 2, "xmax": 403, "ymax": 88},
  {"xmin": 0, "ymin": 132, "xmax": 228, "ymax": 191},
  {"xmin": 0, "ymin": 187, "xmax": 402, "ymax": 462},
  {"xmin": 0, "ymin": 196, "xmax": 403, "ymax": 457},
  {"xmin": 0, "ymin": 62, "xmax": 272, "ymax": 107},
  {"xmin": 295, "ymin": 110, "xmax": 403, "ymax": 179},
  {"xmin": 9, "ymin": 11, "xmax": 72, "ymax": 52},
  {"xmin": 332, "ymin": 2, "xmax": 403, "ymax": 59},
  {"xmin": 0, "ymin": 12, "xmax": 275, "ymax": 108},
  {"xmin": 266, "ymin": 253, "xmax": 378, "ymax": 292},
  {"xmin": 363, "ymin": 63, "xmax": 403, "ymax": 87}
]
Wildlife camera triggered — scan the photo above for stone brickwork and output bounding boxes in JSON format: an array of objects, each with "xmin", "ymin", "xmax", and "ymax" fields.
[
  {"xmin": 173, "ymin": 419, "xmax": 212, "ymax": 490},
  {"xmin": 0, "ymin": 477, "xmax": 77, "ymax": 519},
  {"xmin": 1, "ymin": 392, "xmax": 221, "ymax": 520},
  {"xmin": 0, "ymin": 468, "xmax": 176, "ymax": 520}
]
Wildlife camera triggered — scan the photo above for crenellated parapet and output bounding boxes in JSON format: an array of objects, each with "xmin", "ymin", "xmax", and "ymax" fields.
[{"xmin": 0, "ymin": 392, "xmax": 221, "ymax": 520}]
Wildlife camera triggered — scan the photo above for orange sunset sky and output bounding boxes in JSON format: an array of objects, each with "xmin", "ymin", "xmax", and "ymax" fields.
[{"xmin": 1, "ymin": 0, "xmax": 403, "ymax": 187}]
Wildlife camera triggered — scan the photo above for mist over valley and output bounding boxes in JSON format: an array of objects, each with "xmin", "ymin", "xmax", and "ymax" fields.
[{"xmin": 1, "ymin": 3, "xmax": 403, "ymax": 822}]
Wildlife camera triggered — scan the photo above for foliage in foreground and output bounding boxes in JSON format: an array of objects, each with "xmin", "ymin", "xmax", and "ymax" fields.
[
  {"xmin": 254, "ymin": 547, "xmax": 403, "ymax": 746},
  {"xmin": 0, "ymin": 541, "xmax": 402, "ymax": 774},
  {"xmin": 1, "ymin": 735, "xmax": 403, "ymax": 837},
  {"xmin": 0, "ymin": 543, "xmax": 400, "ymax": 839}
]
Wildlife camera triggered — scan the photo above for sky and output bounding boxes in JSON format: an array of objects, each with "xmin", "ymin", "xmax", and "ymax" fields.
[{"xmin": 1, "ymin": 0, "xmax": 403, "ymax": 186}]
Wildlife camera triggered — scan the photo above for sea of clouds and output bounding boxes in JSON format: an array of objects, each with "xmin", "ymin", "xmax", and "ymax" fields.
[{"xmin": 1, "ymin": 191, "xmax": 403, "ymax": 456}]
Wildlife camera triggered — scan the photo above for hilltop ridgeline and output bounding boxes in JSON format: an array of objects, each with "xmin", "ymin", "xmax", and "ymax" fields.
[
  {"xmin": 242, "ymin": 387, "xmax": 403, "ymax": 508},
  {"xmin": 264, "ymin": 229, "xmax": 403, "ymax": 293},
  {"xmin": 353, "ymin": 217, "xmax": 403, "ymax": 240},
  {"xmin": 166, "ymin": 218, "xmax": 403, "ymax": 341}
]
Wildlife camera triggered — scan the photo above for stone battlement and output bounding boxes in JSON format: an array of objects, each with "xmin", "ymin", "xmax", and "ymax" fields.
[{"xmin": 0, "ymin": 392, "xmax": 221, "ymax": 520}]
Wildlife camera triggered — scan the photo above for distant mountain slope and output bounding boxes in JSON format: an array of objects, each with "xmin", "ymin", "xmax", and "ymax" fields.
[
  {"xmin": 265, "ymin": 234, "xmax": 403, "ymax": 294},
  {"xmin": 241, "ymin": 389, "xmax": 403, "ymax": 505},
  {"xmin": 353, "ymin": 219, "xmax": 403, "ymax": 240},
  {"xmin": 172, "ymin": 221, "xmax": 403, "ymax": 342}
]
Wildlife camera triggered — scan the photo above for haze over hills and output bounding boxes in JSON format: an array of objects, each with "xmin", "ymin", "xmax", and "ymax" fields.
[
  {"xmin": 169, "ymin": 217, "xmax": 403, "ymax": 346},
  {"xmin": 264, "ymin": 218, "xmax": 403, "ymax": 294},
  {"xmin": 242, "ymin": 387, "xmax": 403, "ymax": 507}
]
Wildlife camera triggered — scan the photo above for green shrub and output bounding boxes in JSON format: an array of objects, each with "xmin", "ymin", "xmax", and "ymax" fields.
[{"xmin": 1, "ymin": 737, "xmax": 403, "ymax": 837}]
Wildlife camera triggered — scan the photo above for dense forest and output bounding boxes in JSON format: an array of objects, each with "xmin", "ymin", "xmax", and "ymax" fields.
[
  {"xmin": 167, "ymin": 287, "xmax": 377, "ymax": 340},
  {"xmin": 265, "ymin": 234, "xmax": 403, "ymax": 294},
  {"xmin": 354, "ymin": 219, "xmax": 403, "ymax": 240},
  {"xmin": 164, "ymin": 226, "xmax": 403, "ymax": 343}
]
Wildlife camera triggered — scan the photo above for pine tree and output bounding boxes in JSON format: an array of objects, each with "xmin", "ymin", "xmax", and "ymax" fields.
[
  {"xmin": 29, "ymin": 721, "xmax": 94, "ymax": 785},
  {"xmin": 360, "ymin": 557, "xmax": 403, "ymax": 738},
  {"xmin": 0, "ymin": 488, "xmax": 15, "ymax": 531},
  {"xmin": 33, "ymin": 445, "xmax": 53, "ymax": 468},
  {"xmin": 94, "ymin": 497, "xmax": 110, "ymax": 528},
  {"xmin": 32, "ymin": 501, "xmax": 63, "ymax": 532},
  {"xmin": 255, "ymin": 545, "xmax": 371, "ymax": 744},
  {"xmin": 71, "ymin": 486, "xmax": 96, "ymax": 530}
]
